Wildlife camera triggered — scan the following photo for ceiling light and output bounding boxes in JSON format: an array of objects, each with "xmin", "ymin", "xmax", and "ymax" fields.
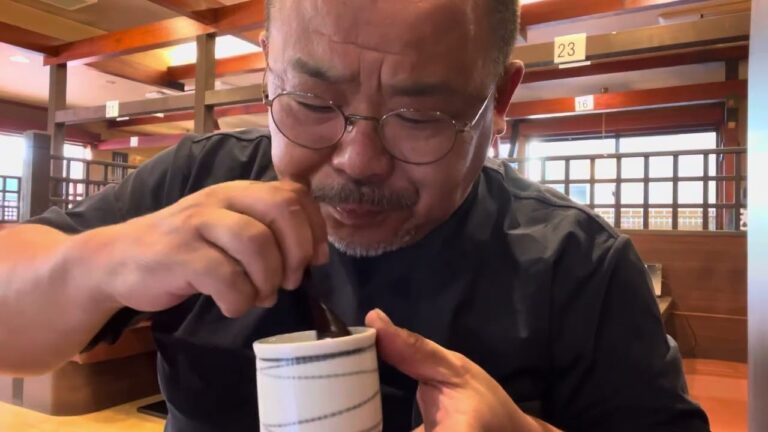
[
  {"xmin": 116, "ymin": 117, "xmax": 130, "ymax": 121},
  {"xmin": 558, "ymin": 61, "xmax": 592, "ymax": 69},
  {"xmin": 38, "ymin": 0, "xmax": 98, "ymax": 11},
  {"xmin": 9, "ymin": 55, "xmax": 30, "ymax": 64},
  {"xmin": 166, "ymin": 35, "xmax": 262, "ymax": 66}
]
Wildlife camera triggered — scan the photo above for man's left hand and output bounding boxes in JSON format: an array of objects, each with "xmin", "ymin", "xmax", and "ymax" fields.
[{"xmin": 365, "ymin": 309, "xmax": 560, "ymax": 432}]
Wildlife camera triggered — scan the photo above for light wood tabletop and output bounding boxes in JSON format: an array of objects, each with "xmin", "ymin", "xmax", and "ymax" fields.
[{"xmin": 0, "ymin": 395, "xmax": 165, "ymax": 432}]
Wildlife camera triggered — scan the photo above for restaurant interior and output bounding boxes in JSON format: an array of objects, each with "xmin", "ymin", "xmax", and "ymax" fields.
[{"xmin": 0, "ymin": 0, "xmax": 765, "ymax": 430}]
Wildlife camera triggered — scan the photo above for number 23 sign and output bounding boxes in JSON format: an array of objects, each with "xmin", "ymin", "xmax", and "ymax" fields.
[{"xmin": 554, "ymin": 33, "xmax": 587, "ymax": 64}]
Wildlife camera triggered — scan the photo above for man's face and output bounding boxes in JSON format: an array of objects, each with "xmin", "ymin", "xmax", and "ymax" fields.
[{"xmin": 265, "ymin": 0, "xmax": 513, "ymax": 256}]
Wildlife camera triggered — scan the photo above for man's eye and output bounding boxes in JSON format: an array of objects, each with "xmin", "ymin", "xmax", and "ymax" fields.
[
  {"xmin": 394, "ymin": 113, "xmax": 440, "ymax": 125},
  {"xmin": 297, "ymin": 101, "xmax": 335, "ymax": 113}
]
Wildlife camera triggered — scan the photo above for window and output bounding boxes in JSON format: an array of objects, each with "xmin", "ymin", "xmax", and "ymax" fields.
[
  {"xmin": 0, "ymin": 134, "xmax": 24, "ymax": 222},
  {"xmin": 516, "ymin": 131, "xmax": 741, "ymax": 231},
  {"xmin": 62, "ymin": 142, "xmax": 91, "ymax": 180},
  {"xmin": 0, "ymin": 135, "xmax": 90, "ymax": 179},
  {"xmin": 0, "ymin": 134, "xmax": 25, "ymax": 177}
]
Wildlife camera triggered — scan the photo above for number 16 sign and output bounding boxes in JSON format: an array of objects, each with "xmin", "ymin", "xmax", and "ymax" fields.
[{"xmin": 554, "ymin": 33, "xmax": 587, "ymax": 64}]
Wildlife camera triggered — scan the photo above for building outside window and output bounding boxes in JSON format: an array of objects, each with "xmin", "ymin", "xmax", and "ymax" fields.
[
  {"xmin": 0, "ymin": 133, "xmax": 92, "ymax": 219},
  {"xmin": 519, "ymin": 131, "xmax": 729, "ymax": 231}
]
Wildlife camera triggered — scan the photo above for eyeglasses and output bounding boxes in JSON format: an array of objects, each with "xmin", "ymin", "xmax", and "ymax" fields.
[{"xmin": 263, "ymin": 84, "xmax": 494, "ymax": 165}]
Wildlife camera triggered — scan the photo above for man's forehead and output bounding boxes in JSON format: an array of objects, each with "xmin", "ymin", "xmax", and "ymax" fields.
[
  {"xmin": 269, "ymin": 0, "xmax": 492, "ymax": 91},
  {"xmin": 274, "ymin": 0, "xmax": 486, "ymax": 52}
]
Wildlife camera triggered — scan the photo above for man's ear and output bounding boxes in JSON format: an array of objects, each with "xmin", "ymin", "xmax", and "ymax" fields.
[
  {"xmin": 259, "ymin": 31, "xmax": 270, "ymax": 60},
  {"xmin": 492, "ymin": 60, "xmax": 525, "ymax": 136}
]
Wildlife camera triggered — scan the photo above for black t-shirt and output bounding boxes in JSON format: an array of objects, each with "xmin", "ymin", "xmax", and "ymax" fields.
[{"xmin": 30, "ymin": 129, "xmax": 709, "ymax": 431}]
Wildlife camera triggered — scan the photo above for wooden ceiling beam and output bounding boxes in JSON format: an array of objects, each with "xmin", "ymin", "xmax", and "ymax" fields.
[
  {"xmin": 507, "ymin": 80, "xmax": 746, "ymax": 119},
  {"xmin": 175, "ymin": 14, "xmax": 747, "ymax": 82},
  {"xmin": 517, "ymin": 103, "xmax": 725, "ymax": 137},
  {"xmin": 44, "ymin": 17, "xmax": 214, "ymax": 66},
  {"xmin": 97, "ymin": 134, "xmax": 187, "ymax": 150},
  {"xmin": 0, "ymin": 99, "xmax": 99, "ymax": 143},
  {"xmin": 209, "ymin": 0, "xmax": 266, "ymax": 34},
  {"xmin": 0, "ymin": 22, "xmax": 62, "ymax": 55},
  {"xmin": 108, "ymin": 102, "xmax": 268, "ymax": 129},
  {"xmin": 514, "ymin": 12, "xmax": 750, "ymax": 68},
  {"xmin": 520, "ymin": 0, "xmax": 708, "ymax": 28},
  {"xmin": 145, "ymin": 0, "xmax": 227, "ymax": 24},
  {"xmin": 56, "ymin": 93, "xmax": 196, "ymax": 125},
  {"xmin": 89, "ymin": 57, "xmax": 186, "ymax": 91},
  {"xmin": 166, "ymin": 26, "xmax": 748, "ymax": 83},
  {"xmin": 0, "ymin": 22, "xmax": 185, "ymax": 91},
  {"xmin": 167, "ymin": 51, "xmax": 266, "ymax": 81},
  {"xmin": 523, "ymin": 43, "xmax": 750, "ymax": 84},
  {"xmin": 0, "ymin": 2, "xmax": 186, "ymax": 90},
  {"xmin": 44, "ymin": 0, "xmax": 266, "ymax": 66}
]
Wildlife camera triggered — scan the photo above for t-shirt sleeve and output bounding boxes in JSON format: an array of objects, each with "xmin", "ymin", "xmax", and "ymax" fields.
[
  {"xmin": 26, "ymin": 135, "xmax": 201, "ymax": 350},
  {"xmin": 544, "ymin": 234, "xmax": 710, "ymax": 431}
]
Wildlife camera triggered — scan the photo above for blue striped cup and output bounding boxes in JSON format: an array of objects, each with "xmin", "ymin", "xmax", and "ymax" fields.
[{"xmin": 253, "ymin": 327, "xmax": 382, "ymax": 432}]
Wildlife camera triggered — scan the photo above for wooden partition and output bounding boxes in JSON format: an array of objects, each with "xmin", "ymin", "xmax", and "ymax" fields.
[{"xmin": 627, "ymin": 230, "xmax": 747, "ymax": 362}]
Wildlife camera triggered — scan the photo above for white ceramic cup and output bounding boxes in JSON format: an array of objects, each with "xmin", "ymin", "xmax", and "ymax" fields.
[{"xmin": 253, "ymin": 327, "xmax": 382, "ymax": 432}]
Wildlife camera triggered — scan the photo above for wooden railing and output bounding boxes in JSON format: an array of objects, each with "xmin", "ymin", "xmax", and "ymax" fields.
[
  {"xmin": 504, "ymin": 147, "xmax": 747, "ymax": 231},
  {"xmin": 49, "ymin": 155, "xmax": 137, "ymax": 209},
  {"xmin": 0, "ymin": 175, "xmax": 21, "ymax": 222}
]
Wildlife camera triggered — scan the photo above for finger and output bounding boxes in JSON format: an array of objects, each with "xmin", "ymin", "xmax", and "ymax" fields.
[
  {"xmin": 273, "ymin": 181, "xmax": 329, "ymax": 265},
  {"xmin": 223, "ymin": 182, "xmax": 316, "ymax": 289},
  {"xmin": 189, "ymin": 244, "xmax": 260, "ymax": 317},
  {"xmin": 195, "ymin": 208, "xmax": 284, "ymax": 303},
  {"xmin": 365, "ymin": 309, "xmax": 464, "ymax": 384}
]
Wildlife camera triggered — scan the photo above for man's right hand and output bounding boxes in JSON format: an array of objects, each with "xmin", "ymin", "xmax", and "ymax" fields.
[{"xmin": 79, "ymin": 180, "xmax": 329, "ymax": 317}]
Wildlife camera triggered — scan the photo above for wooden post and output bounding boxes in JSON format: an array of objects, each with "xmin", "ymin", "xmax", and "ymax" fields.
[
  {"xmin": 47, "ymin": 64, "xmax": 67, "ymax": 158},
  {"xmin": 20, "ymin": 132, "xmax": 52, "ymax": 221},
  {"xmin": 194, "ymin": 33, "xmax": 216, "ymax": 134},
  {"xmin": 47, "ymin": 63, "xmax": 66, "ymax": 206}
]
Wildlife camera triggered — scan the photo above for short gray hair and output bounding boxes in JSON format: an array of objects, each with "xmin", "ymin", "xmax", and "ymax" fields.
[{"xmin": 264, "ymin": 0, "xmax": 519, "ymax": 76}]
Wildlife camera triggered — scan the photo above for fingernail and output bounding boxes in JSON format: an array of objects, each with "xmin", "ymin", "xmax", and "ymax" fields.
[
  {"xmin": 283, "ymin": 273, "xmax": 301, "ymax": 290},
  {"xmin": 373, "ymin": 308, "xmax": 392, "ymax": 325},
  {"xmin": 258, "ymin": 295, "xmax": 278, "ymax": 308}
]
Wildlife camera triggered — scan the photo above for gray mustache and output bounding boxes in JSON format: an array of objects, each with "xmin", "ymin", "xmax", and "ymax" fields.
[{"xmin": 312, "ymin": 184, "xmax": 418, "ymax": 210}]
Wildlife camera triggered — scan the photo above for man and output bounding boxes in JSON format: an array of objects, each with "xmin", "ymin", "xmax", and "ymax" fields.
[{"xmin": 0, "ymin": 0, "xmax": 709, "ymax": 431}]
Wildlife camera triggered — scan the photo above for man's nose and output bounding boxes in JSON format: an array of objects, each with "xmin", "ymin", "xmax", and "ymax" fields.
[{"xmin": 330, "ymin": 118, "xmax": 394, "ymax": 183}]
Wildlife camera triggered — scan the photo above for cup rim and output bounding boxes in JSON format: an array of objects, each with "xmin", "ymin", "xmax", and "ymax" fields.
[{"xmin": 253, "ymin": 327, "xmax": 376, "ymax": 358}]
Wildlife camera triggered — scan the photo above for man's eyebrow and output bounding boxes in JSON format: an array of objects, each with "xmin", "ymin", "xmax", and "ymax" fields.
[
  {"xmin": 390, "ymin": 81, "xmax": 461, "ymax": 98},
  {"xmin": 291, "ymin": 57, "xmax": 356, "ymax": 84},
  {"xmin": 290, "ymin": 57, "xmax": 469, "ymax": 99}
]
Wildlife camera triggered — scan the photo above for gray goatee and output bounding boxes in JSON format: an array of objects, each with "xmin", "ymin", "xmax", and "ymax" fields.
[{"xmin": 312, "ymin": 183, "xmax": 419, "ymax": 257}]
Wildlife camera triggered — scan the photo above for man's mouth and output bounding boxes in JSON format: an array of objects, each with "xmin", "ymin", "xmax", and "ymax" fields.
[{"xmin": 328, "ymin": 204, "xmax": 391, "ymax": 226}]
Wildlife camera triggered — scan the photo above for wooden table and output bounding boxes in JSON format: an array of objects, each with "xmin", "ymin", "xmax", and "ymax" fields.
[
  {"xmin": 0, "ymin": 395, "xmax": 164, "ymax": 432},
  {"xmin": 0, "ymin": 298, "xmax": 675, "ymax": 431}
]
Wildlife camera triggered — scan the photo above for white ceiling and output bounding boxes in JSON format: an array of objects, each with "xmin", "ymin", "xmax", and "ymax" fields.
[{"xmin": 0, "ymin": 42, "xmax": 170, "ymax": 108}]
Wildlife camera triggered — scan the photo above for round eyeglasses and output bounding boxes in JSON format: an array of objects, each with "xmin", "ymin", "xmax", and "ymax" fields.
[{"xmin": 264, "ymin": 90, "xmax": 494, "ymax": 165}]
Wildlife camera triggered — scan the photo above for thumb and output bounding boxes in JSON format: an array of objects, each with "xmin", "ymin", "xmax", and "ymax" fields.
[{"xmin": 365, "ymin": 309, "xmax": 462, "ymax": 384}]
